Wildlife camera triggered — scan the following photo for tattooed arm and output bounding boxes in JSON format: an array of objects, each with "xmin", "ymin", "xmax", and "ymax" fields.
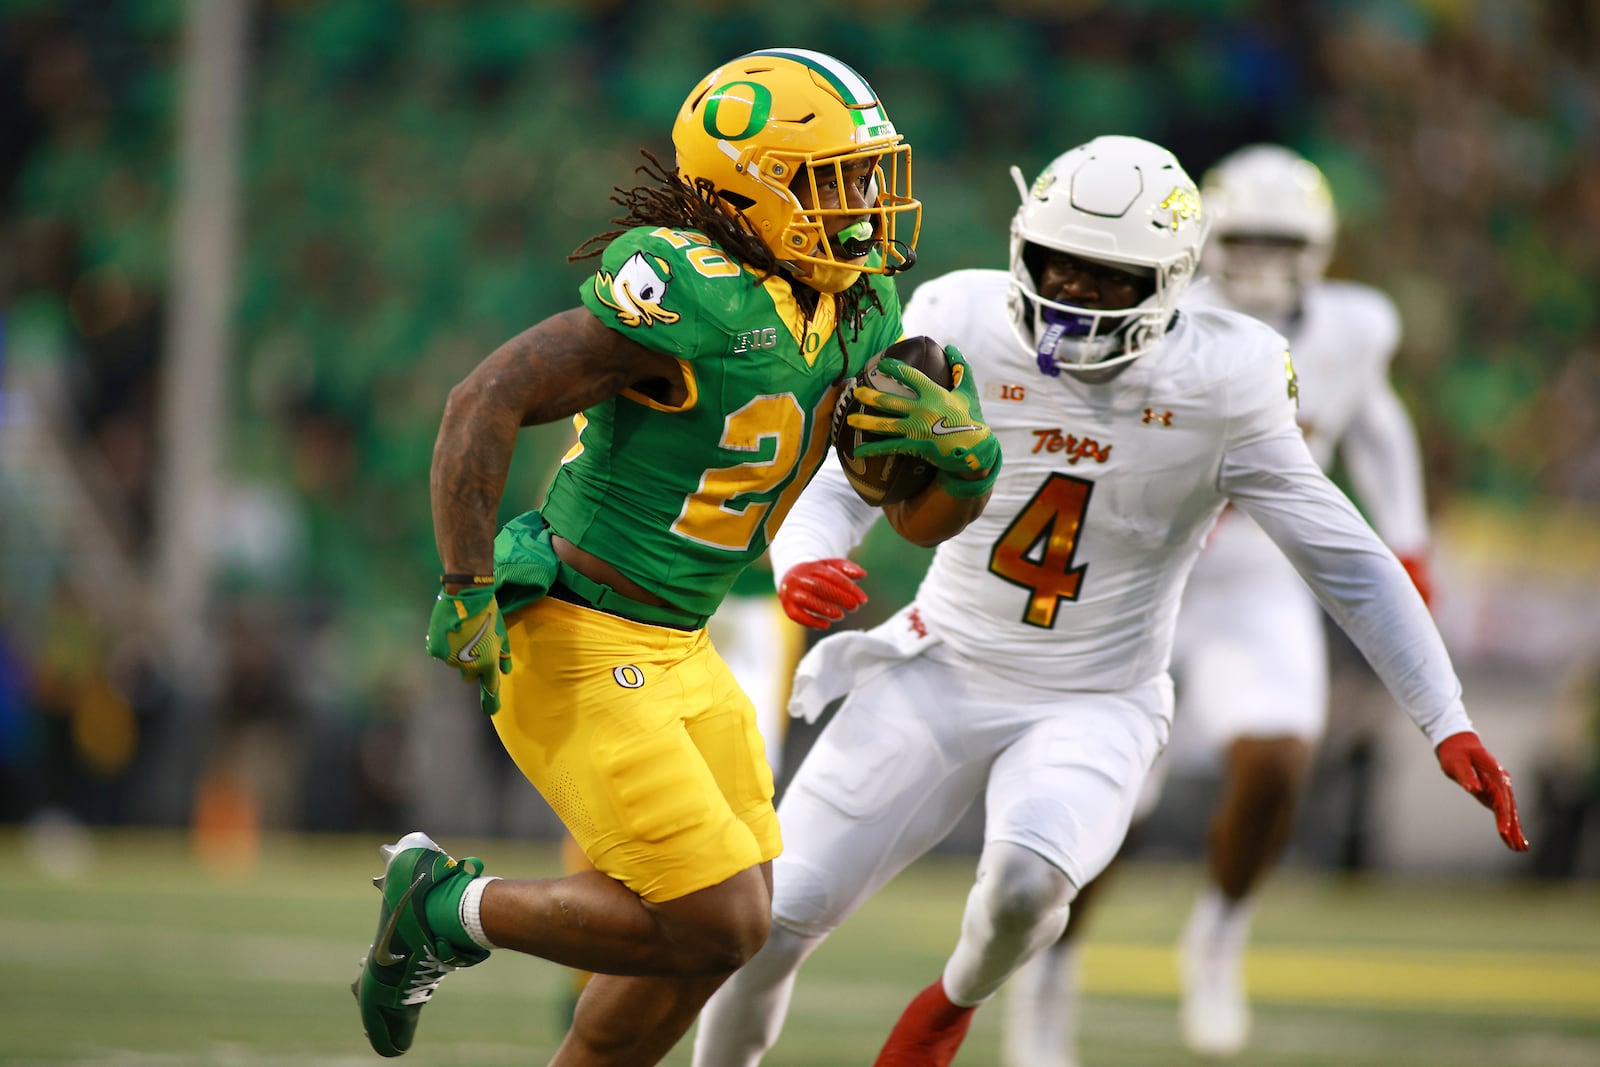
[{"xmin": 430, "ymin": 307, "xmax": 683, "ymax": 579}]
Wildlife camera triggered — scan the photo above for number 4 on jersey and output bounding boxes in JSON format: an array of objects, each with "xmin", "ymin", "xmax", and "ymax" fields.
[{"xmin": 988, "ymin": 473, "xmax": 1093, "ymax": 628}]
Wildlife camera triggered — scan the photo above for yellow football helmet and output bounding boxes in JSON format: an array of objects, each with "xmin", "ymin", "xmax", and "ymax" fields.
[{"xmin": 673, "ymin": 48, "xmax": 920, "ymax": 293}]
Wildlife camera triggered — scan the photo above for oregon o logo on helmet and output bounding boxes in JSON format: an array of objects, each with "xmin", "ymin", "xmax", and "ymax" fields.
[
  {"xmin": 703, "ymin": 82, "xmax": 772, "ymax": 141},
  {"xmin": 613, "ymin": 665, "xmax": 645, "ymax": 689}
]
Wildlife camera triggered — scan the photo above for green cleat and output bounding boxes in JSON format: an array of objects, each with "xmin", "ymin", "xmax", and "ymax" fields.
[{"xmin": 351, "ymin": 831, "xmax": 490, "ymax": 1057}]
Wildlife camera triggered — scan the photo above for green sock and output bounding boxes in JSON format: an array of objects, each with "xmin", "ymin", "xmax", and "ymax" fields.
[{"xmin": 423, "ymin": 856, "xmax": 484, "ymax": 952}]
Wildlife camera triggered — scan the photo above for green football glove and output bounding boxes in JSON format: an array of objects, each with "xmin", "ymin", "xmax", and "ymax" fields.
[
  {"xmin": 848, "ymin": 345, "xmax": 1001, "ymax": 497},
  {"xmin": 426, "ymin": 585, "xmax": 511, "ymax": 715}
]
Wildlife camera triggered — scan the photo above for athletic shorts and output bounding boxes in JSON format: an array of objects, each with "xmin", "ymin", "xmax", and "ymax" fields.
[
  {"xmin": 1170, "ymin": 559, "xmax": 1328, "ymax": 749},
  {"xmin": 494, "ymin": 596, "xmax": 781, "ymax": 903}
]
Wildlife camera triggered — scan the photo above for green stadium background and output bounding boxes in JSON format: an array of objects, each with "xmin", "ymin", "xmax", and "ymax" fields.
[{"xmin": 2, "ymin": 2, "xmax": 1599, "ymax": 1065}]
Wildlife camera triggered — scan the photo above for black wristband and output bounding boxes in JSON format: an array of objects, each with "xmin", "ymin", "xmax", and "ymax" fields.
[{"xmin": 440, "ymin": 573, "xmax": 495, "ymax": 587}]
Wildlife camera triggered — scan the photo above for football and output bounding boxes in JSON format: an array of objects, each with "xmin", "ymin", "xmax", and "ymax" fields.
[{"xmin": 832, "ymin": 335, "xmax": 953, "ymax": 506}]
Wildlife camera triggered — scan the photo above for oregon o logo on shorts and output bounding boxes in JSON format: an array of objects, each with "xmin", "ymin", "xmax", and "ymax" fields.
[{"xmin": 613, "ymin": 665, "xmax": 645, "ymax": 689}]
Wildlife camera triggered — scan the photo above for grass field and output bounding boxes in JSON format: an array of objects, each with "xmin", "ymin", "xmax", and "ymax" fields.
[{"xmin": 3, "ymin": 829, "xmax": 1597, "ymax": 1066}]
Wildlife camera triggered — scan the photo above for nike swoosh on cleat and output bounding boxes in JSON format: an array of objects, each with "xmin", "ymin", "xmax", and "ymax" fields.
[
  {"xmin": 453, "ymin": 613, "xmax": 494, "ymax": 665},
  {"xmin": 930, "ymin": 419, "xmax": 980, "ymax": 436},
  {"xmin": 373, "ymin": 872, "xmax": 428, "ymax": 967}
]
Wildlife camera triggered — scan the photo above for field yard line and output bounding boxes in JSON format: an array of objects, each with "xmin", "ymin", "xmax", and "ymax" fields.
[
  {"xmin": 0, "ymin": 917, "xmax": 539, "ymax": 999},
  {"xmin": 1080, "ymin": 941, "xmax": 1600, "ymax": 1016}
]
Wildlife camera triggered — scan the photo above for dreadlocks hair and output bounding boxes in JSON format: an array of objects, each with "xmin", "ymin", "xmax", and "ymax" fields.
[{"xmin": 571, "ymin": 149, "xmax": 887, "ymax": 343}]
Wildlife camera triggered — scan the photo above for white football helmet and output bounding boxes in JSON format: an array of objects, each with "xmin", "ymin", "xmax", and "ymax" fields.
[
  {"xmin": 1008, "ymin": 135, "xmax": 1208, "ymax": 376},
  {"xmin": 1201, "ymin": 144, "xmax": 1336, "ymax": 320}
]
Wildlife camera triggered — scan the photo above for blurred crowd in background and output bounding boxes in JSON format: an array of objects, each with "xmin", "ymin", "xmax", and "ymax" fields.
[{"xmin": 1, "ymin": 1, "xmax": 1596, "ymax": 876}]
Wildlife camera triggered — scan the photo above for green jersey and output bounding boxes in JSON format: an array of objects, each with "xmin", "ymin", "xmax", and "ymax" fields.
[{"xmin": 523, "ymin": 225, "xmax": 902, "ymax": 618}]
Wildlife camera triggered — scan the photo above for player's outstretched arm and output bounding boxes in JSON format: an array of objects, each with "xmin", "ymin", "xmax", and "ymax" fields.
[
  {"xmin": 1436, "ymin": 731, "xmax": 1530, "ymax": 851},
  {"xmin": 1342, "ymin": 379, "xmax": 1434, "ymax": 607}
]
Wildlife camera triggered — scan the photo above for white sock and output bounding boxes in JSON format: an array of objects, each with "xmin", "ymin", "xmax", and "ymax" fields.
[
  {"xmin": 1187, "ymin": 886, "xmax": 1256, "ymax": 952},
  {"xmin": 458, "ymin": 875, "xmax": 501, "ymax": 951}
]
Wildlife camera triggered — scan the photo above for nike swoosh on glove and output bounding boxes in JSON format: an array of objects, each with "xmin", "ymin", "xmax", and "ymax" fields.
[
  {"xmin": 426, "ymin": 585, "xmax": 512, "ymax": 714},
  {"xmin": 1436, "ymin": 731, "xmax": 1529, "ymax": 851},
  {"xmin": 848, "ymin": 345, "xmax": 1001, "ymax": 483},
  {"xmin": 778, "ymin": 558, "xmax": 868, "ymax": 631}
]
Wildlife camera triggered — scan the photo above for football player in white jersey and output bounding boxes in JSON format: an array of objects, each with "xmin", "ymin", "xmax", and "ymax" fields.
[
  {"xmin": 688, "ymin": 135, "xmax": 1526, "ymax": 1067},
  {"xmin": 1000, "ymin": 143, "xmax": 1439, "ymax": 1066}
]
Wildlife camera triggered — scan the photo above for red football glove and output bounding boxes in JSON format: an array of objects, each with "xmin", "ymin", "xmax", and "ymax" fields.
[
  {"xmin": 1435, "ymin": 731, "xmax": 1529, "ymax": 851},
  {"xmin": 778, "ymin": 559, "xmax": 869, "ymax": 630},
  {"xmin": 1397, "ymin": 552, "xmax": 1434, "ymax": 610}
]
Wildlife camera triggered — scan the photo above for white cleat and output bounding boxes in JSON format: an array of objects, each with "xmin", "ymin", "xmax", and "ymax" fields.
[{"xmin": 1178, "ymin": 899, "xmax": 1251, "ymax": 1057}]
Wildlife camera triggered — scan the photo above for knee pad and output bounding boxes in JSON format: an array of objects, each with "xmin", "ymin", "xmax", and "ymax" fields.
[{"xmin": 975, "ymin": 842, "xmax": 1076, "ymax": 934}]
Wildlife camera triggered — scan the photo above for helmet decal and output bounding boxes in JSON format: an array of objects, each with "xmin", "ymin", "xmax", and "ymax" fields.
[
  {"xmin": 702, "ymin": 82, "xmax": 772, "ymax": 142},
  {"xmin": 1156, "ymin": 187, "xmax": 1203, "ymax": 231},
  {"xmin": 745, "ymin": 48, "xmax": 896, "ymax": 140}
]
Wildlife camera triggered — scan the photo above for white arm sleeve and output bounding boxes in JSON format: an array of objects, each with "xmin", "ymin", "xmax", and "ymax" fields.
[
  {"xmin": 1341, "ymin": 379, "xmax": 1430, "ymax": 554},
  {"xmin": 767, "ymin": 452, "xmax": 883, "ymax": 587},
  {"xmin": 1220, "ymin": 430, "xmax": 1471, "ymax": 747}
]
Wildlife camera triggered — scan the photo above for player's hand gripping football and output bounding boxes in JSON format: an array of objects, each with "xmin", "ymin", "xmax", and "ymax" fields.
[
  {"xmin": 1435, "ymin": 731, "xmax": 1529, "ymax": 851},
  {"xmin": 849, "ymin": 345, "xmax": 1001, "ymax": 497},
  {"xmin": 426, "ymin": 585, "xmax": 512, "ymax": 714},
  {"xmin": 778, "ymin": 559, "xmax": 869, "ymax": 630}
]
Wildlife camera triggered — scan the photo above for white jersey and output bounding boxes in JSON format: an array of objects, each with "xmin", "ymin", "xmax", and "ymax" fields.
[
  {"xmin": 1184, "ymin": 279, "xmax": 1429, "ymax": 581},
  {"xmin": 772, "ymin": 268, "xmax": 1470, "ymax": 746}
]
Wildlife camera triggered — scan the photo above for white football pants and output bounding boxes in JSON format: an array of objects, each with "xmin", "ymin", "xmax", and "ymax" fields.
[{"xmin": 691, "ymin": 637, "xmax": 1171, "ymax": 1065}]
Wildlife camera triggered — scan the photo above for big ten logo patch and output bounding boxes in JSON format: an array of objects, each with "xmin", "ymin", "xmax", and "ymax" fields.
[
  {"xmin": 733, "ymin": 327, "xmax": 778, "ymax": 354},
  {"xmin": 985, "ymin": 382, "xmax": 1028, "ymax": 402}
]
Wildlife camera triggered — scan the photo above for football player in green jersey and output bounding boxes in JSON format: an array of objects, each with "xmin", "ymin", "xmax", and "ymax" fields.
[{"xmin": 352, "ymin": 48, "xmax": 1000, "ymax": 1066}]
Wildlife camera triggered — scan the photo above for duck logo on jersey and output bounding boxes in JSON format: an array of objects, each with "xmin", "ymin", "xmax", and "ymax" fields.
[{"xmin": 593, "ymin": 252, "xmax": 682, "ymax": 328}]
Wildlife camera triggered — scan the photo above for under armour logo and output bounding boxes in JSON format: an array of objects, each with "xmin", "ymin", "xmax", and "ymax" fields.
[{"xmin": 1142, "ymin": 408, "xmax": 1174, "ymax": 427}]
